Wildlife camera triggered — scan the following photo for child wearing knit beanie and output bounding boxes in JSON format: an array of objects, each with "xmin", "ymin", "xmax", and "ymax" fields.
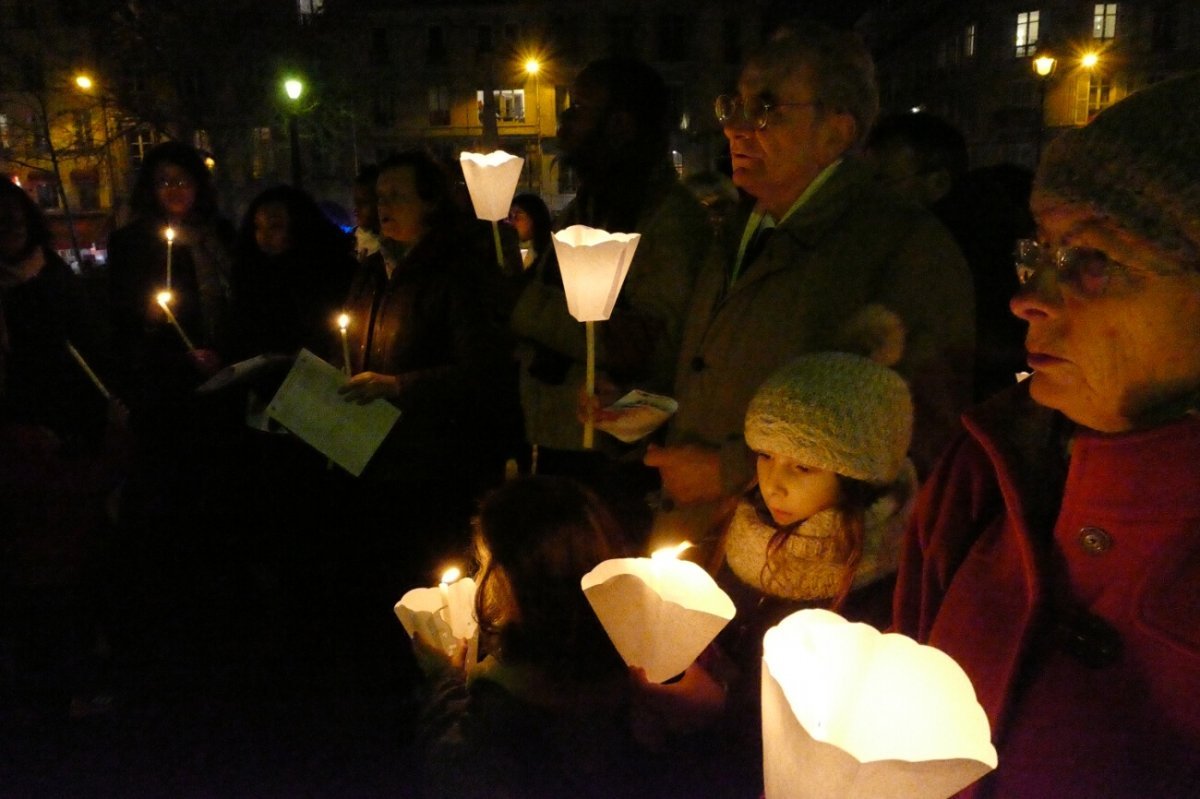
[
  {"xmin": 721, "ymin": 351, "xmax": 917, "ymax": 619},
  {"xmin": 629, "ymin": 352, "xmax": 918, "ymax": 794}
]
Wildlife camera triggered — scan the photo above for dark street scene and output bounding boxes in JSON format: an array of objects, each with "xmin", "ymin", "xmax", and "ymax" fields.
[{"xmin": 3, "ymin": 1, "xmax": 1199, "ymax": 797}]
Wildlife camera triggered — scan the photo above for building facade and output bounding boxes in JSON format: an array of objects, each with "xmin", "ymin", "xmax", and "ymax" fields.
[{"xmin": 861, "ymin": 0, "xmax": 1200, "ymax": 169}]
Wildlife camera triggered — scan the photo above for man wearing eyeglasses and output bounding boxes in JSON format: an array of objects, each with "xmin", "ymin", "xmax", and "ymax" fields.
[{"xmin": 646, "ymin": 22, "xmax": 975, "ymax": 546}]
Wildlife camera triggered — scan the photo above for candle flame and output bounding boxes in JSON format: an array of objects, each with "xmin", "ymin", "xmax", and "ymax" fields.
[
  {"xmin": 156, "ymin": 290, "xmax": 173, "ymax": 306},
  {"xmin": 164, "ymin": 227, "xmax": 176, "ymax": 242},
  {"xmin": 439, "ymin": 566, "xmax": 462, "ymax": 586},
  {"xmin": 651, "ymin": 541, "xmax": 694, "ymax": 560},
  {"xmin": 337, "ymin": 313, "xmax": 350, "ymax": 331}
]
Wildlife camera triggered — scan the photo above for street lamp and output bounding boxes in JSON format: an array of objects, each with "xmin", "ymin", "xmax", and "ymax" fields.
[
  {"xmin": 524, "ymin": 58, "xmax": 542, "ymax": 192},
  {"xmin": 1032, "ymin": 52, "xmax": 1057, "ymax": 164},
  {"xmin": 74, "ymin": 72, "xmax": 119, "ymax": 216},
  {"xmin": 283, "ymin": 77, "xmax": 304, "ymax": 188}
]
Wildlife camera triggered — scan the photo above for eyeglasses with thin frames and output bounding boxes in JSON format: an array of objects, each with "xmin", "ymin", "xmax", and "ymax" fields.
[
  {"xmin": 156, "ymin": 178, "xmax": 195, "ymax": 190},
  {"xmin": 714, "ymin": 95, "xmax": 821, "ymax": 130},
  {"xmin": 1014, "ymin": 238, "xmax": 1184, "ymax": 299}
]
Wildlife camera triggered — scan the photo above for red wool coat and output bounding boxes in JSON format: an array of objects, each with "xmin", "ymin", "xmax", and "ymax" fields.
[{"xmin": 894, "ymin": 385, "xmax": 1200, "ymax": 798}]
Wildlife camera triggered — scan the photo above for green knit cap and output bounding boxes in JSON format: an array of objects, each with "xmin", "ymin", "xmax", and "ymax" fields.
[
  {"xmin": 1036, "ymin": 70, "xmax": 1200, "ymax": 263},
  {"xmin": 744, "ymin": 352, "xmax": 913, "ymax": 485}
]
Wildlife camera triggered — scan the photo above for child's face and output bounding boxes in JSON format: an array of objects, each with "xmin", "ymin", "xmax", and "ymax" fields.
[{"xmin": 755, "ymin": 450, "xmax": 841, "ymax": 527}]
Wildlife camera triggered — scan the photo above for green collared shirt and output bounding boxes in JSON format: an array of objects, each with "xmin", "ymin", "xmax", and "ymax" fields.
[{"xmin": 729, "ymin": 159, "xmax": 843, "ymax": 288}]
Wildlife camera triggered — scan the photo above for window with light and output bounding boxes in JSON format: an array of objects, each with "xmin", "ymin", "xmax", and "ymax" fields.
[
  {"xmin": 1015, "ymin": 10, "xmax": 1040, "ymax": 58},
  {"xmin": 1093, "ymin": 4, "xmax": 1117, "ymax": 40}
]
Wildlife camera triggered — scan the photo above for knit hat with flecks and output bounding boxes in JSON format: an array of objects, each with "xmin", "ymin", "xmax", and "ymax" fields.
[
  {"xmin": 744, "ymin": 352, "xmax": 913, "ymax": 485},
  {"xmin": 1035, "ymin": 70, "xmax": 1200, "ymax": 264}
]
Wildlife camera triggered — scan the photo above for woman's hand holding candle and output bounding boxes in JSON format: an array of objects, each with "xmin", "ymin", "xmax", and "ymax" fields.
[{"xmin": 337, "ymin": 371, "xmax": 404, "ymax": 404}]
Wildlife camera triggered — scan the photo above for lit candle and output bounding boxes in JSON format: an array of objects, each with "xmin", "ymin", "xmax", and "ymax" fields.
[
  {"xmin": 65, "ymin": 340, "xmax": 113, "ymax": 400},
  {"xmin": 156, "ymin": 291, "xmax": 195, "ymax": 351},
  {"xmin": 582, "ymin": 544, "xmax": 735, "ymax": 683},
  {"xmin": 337, "ymin": 313, "xmax": 352, "ymax": 375},
  {"xmin": 439, "ymin": 566, "xmax": 462, "ymax": 630},
  {"xmin": 651, "ymin": 540, "xmax": 694, "ymax": 561},
  {"xmin": 164, "ymin": 226, "xmax": 176, "ymax": 290}
]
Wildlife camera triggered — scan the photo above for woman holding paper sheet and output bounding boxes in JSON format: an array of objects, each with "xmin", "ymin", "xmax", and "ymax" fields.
[
  {"xmin": 337, "ymin": 150, "xmax": 509, "ymax": 481},
  {"xmin": 414, "ymin": 476, "xmax": 661, "ymax": 799},
  {"xmin": 894, "ymin": 73, "xmax": 1200, "ymax": 798},
  {"xmin": 328, "ymin": 150, "xmax": 511, "ymax": 638}
]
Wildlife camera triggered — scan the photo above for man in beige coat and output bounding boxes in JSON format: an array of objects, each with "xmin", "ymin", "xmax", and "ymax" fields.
[{"xmin": 645, "ymin": 23, "xmax": 974, "ymax": 544}]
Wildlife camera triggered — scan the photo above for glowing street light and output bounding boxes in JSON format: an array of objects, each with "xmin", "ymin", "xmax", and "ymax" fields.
[
  {"xmin": 1031, "ymin": 51, "xmax": 1058, "ymax": 163},
  {"xmin": 74, "ymin": 74, "xmax": 94, "ymax": 90},
  {"xmin": 1033, "ymin": 54, "xmax": 1058, "ymax": 78},
  {"xmin": 283, "ymin": 77, "xmax": 305, "ymax": 187},
  {"xmin": 1081, "ymin": 52, "xmax": 1100, "ymax": 69},
  {"xmin": 524, "ymin": 56, "xmax": 543, "ymax": 191}
]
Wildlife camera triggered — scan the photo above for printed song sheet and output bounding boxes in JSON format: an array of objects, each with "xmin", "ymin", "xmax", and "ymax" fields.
[{"xmin": 266, "ymin": 349, "xmax": 400, "ymax": 476}]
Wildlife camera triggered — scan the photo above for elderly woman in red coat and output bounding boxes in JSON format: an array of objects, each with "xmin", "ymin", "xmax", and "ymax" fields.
[{"xmin": 893, "ymin": 71, "xmax": 1200, "ymax": 798}]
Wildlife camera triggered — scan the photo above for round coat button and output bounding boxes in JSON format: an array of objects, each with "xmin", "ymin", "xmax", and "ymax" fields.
[{"xmin": 1078, "ymin": 526, "xmax": 1113, "ymax": 555}]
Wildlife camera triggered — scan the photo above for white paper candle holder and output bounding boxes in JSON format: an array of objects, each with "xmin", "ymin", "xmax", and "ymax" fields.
[{"xmin": 761, "ymin": 609, "xmax": 997, "ymax": 799}]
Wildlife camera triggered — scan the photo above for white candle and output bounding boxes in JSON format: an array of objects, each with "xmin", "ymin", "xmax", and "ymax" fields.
[
  {"xmin": 164, "ymin": 226, "xmax": 176, "ymax": 290},
  {"xmin": 65, "ymin": 340, "xmax": 113, "ymax": 400},
  {"xmin": 584, "ymin": 320, "xmax": 595, "ymax": 449},
  {"xmin": 337, "ymin": 313, "xmax": 351, "ymax": 375},
  {"xmin": 439, "ymin": 566, "xmax": 462, "ymax": 630},
  {"xmin": 156, "ymin": 291, "xmax": 195, "ymax": 351}
]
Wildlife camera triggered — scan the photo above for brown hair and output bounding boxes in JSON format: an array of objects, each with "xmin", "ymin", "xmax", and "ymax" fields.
[
  {"xmin": 472, "ymin": 476, "xmax": 627, "ymax": 678},
  {"xmin": 756, "ymin": 473, "xmax": 906, "ymax": 609}
]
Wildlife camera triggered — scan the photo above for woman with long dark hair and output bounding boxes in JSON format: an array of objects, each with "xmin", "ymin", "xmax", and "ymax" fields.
[
  {"xmin": 229, "ymin": 184, "xmax": 354, "ymax": 359},
  {"xmin": 107, "ymin": 141, "xmax": 234, "ymax": 405},
  {"xmin": 415, "ymin": 476, "xmax": 659, "ymax": 799}
]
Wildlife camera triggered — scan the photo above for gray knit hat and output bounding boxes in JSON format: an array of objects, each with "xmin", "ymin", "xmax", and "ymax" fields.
[
  {"xmin": 744, "ymin": 352, "xmax": 913, "ymax": 484},
  {"xmin": 1036, "ymin": 70, "xmax": 1200, "ymax": 263}
]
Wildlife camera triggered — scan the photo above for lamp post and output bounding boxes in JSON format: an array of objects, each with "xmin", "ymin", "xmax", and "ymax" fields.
[
  {"xmin": 284, "ymin": 78, "xmax": 304, "ymax": 188},
  {"xmin": 524, "ymin": 58, "xmax": 541, "ymax": 192},
  {"xmin": 1032, "ymin": 53, "xmax": 1057, "ymax": 164},
  {"xmin": 74, "ymin": 73, "xmax": 118, "ymax": 213}
]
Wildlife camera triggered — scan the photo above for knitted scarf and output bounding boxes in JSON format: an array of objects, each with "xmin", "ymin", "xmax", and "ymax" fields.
[{"xmin": 724, "ymin": 461, "xmax": 917, "ymax": 601}]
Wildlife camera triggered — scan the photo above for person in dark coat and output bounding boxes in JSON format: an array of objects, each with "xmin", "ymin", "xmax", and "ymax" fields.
[
  {"xmin": 1, "ymin": 178, "xmax": 128, "ymax": 717},
  {"xmin": 228, "ymin": 184, "xmax": 354, "ymax": 361},
  {"xmin": 895, "ymin": 71, "xmax": 1200, "ymax": 799},
  {"xmin": 107, "ymin": 141, "xmax": 234, "ymax": 406},
  {"xmin": 322, "ymin": 151, "xmax": 512, "ymax": 681}
]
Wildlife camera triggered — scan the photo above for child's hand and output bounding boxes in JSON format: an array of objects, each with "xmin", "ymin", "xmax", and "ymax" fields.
[
  {"xmin": 411, "ymin": 627, "xmax": 467, "ymax": 679},
  {"xmin": 629, "ymin": 662, "xmax": 726, "ymax": 747}
]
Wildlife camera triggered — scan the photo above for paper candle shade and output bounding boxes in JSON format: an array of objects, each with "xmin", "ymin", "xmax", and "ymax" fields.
[
  {"xmin": 394, "ymin": 577, "xmax": 479, "ymax": 658},
  {"xmin": 581, "ymin": 556, "xmax": 735, "ymax": 683},
  {"xmin": 761, "ymin": 609, "xmax": 997, "ymax": 799},
  {"xmin": 552, "ymin": 225, "xmax": 641, "ymax": 322},
  {"xmin": 459, "ymin": 151, "xmax": 525, "ymax": 221}
]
